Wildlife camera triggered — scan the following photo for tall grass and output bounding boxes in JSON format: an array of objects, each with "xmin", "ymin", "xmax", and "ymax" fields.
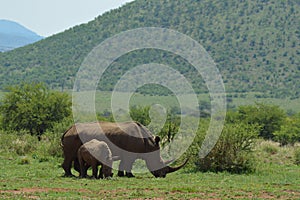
[
  {"xmin": 255, "ymin": 140, "xmax": 299, "ymax": 166},
  {"xmin": 0, "ymin": 118, "xmax": 71, "ymax": 160},
  {"xmin": 0, "ymin": 130, "xmax": 37, "ymax": 156}
]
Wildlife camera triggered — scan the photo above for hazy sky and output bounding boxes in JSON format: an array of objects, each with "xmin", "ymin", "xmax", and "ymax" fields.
[{"xmin": 0, "ymin": 0, "xmax": 134, "ymax": 37}]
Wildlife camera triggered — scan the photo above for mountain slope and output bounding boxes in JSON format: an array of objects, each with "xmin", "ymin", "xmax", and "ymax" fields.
[
  {"xmin": 0, "ymin": 0, "xmax": 299, "ymax": 98},
  {"xmin": 0, "ymin": 20, "xmax": 43, "ymax": 52}
]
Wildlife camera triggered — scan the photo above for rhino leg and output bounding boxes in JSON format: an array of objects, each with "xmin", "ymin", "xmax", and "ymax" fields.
[
  {"xmin": 116, "ymin": 154, "xmax": 136, "ymax": 177},
  {"xmin": 91, "ymin": 164, "xmax": 98, "ymax": 179},
  {"xmin": 117, "ymin": 170, "xmax": 125, "ymax": 177},
  {"xmin": 62, "ymin": 157, "xmax": 74, "ymax": 177},
  {"xmin": 74, "ymin": 158, "xmax": 80, "ymax": 173},
  {"xmin": 117, "ymin": 159, "xmax": 126, "ymax": 177},
  {"xmin": 118, "ymin": 158, "xmax": 135, "ymax": 178},
  {"xmin": 78, "ymin": 153, "xmax": 86, "ymax": 178},
  {"xmin": 125, "ymin": 172, "xmax": 135, "ymax": 178},
  {"xmin": 98, "ymin": 165, "xmax": 103, "ymax": 179},
  {"xmin": 81, "ymin": 165, "xmax": 89, "ymax": 178},
  {"xmin": 124, "ymin": 159, "xmax": 135, "ymax": 178}
]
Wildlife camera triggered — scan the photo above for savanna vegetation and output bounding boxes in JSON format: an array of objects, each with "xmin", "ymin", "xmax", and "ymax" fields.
[
  {"xmin": 0, "ymin": 0, "xmax": 299, "ymax": 198},
  {"xmin": 0, "ymin": 83, "xmax": 299, "ymax": 199}
]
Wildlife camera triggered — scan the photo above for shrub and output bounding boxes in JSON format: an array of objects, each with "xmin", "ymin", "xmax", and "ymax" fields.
[
  {"xmin": 195, "ymin": 122, "xmax": 259, "ymax": 173},
  {"xmin": 236, "ymin": 103, "xmax": 286, "ymax": 140},
  {"xmin": 274, "ymin": 116, "xmax": 300, "ymax": 146},
  {"xmin": 294, "ymin": 148, "xmax": 300, "ymax": 165},
  {"xmin": 0, "ymin": 83, "xmax": 72, "ymax": 139}
]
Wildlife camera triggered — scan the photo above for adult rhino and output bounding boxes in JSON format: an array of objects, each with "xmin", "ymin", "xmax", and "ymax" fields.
[{"xmin": 61, "ymin": 121, "xmax": 188, "ymax": 178}]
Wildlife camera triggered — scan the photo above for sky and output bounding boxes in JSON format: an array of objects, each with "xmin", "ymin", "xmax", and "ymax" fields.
[{"xmin": 0, "ymin": 0, "xmax": 134, "ymax": 37}]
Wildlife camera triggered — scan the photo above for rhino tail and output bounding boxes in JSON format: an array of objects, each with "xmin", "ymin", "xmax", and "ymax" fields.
[{"xmin": 60, "ymin": 125, "xmax": 74, "ymax": 147}]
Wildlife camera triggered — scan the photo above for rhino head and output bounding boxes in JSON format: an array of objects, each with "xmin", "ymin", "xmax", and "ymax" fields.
[{"xmin": 144, "ymin": 136, "xmax": 189, "ymax": 178}]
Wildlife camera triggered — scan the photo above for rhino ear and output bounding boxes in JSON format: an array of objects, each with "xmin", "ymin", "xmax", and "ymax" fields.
[{"xmin": 155, "ymin": 136, "xmax": 160, "ymax": 146}]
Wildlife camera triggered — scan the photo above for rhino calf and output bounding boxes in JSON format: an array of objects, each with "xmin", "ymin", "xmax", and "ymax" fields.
[{"xmin": 77, "ymin": 139, "xmax": 118, "ymax": 179}]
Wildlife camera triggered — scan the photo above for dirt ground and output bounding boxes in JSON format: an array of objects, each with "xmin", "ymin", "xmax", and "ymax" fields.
[{"xmin": 1, "ymin": 187, "xmax": 299, "ymax": 199}]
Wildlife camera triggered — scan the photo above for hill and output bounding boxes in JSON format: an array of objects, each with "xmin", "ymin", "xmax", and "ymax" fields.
[
  {"xmin": 0, "ymin": 20, "xmax": 43, "ymax": 52},
  {"xmin": 0, "ymin": 0, "xmax": 299, "ymax": 98}
]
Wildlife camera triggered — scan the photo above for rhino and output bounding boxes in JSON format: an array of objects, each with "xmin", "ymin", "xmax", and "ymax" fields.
[
  {"xmin": 61, "ymin": 121, "xmax": 188, "ymax": 178},
  {"xmin": 77, "ymin": 139, "xmax": 119, "ymax": 179}
]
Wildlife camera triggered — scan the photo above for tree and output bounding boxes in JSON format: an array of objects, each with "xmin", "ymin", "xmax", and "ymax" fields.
[
  {"xmin": 274, "ymin": 114, "xmax": 300, "ymax": 146},
  {"xmin": 129, "ymin": 105, "xmax": 180, "ymax": 146},
  {"xmin": 236, "ymin": 103, "xmax": 286, "ymax": 140},
  {"xmin": 0, "ymin": 83, "xmax": 71, "ymax": 139},
  {"xmin": 129, "ymin": 105, "xmax": 151, "ymax": 126}
]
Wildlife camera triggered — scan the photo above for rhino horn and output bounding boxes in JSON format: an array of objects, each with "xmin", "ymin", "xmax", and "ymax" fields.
[{"xmin": 167, "ymin": 159, "xmax": 189, "ymax": 173}]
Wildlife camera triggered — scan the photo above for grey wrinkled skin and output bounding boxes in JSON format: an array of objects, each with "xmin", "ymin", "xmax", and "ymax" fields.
[{"xmin": 61, "ymin": 121, "xmax": 188, "ymax": 178}]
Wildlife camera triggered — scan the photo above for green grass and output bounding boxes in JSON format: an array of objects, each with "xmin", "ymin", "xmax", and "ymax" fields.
[
  {"xmin": 0, "ymin": 130, "xmax": 299, "ymax": 199},
  {"xmin": 230, "ymin": 92, "xmax": 300, "ymax": 113},
  {"xmin": 1, "ymin": 147, "xmax": 299, "ymax": 199}
]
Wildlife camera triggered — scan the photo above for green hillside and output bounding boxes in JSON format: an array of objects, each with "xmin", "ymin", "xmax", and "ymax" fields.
[{"xmin": 0, "ymin": 0, "xmax": 299, "ymax": 98}]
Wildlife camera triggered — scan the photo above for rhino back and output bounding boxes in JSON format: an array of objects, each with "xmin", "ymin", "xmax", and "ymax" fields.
[
  {"xmin": 82, "ymin": 139, "xmax": 111, "ymax": 163},
  {"xmin": 76, "ymin": 122, "xmax": 159, "ymax": 154}
]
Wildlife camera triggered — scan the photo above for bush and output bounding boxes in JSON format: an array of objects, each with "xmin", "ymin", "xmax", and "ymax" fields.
[
  {"xmin": 274, "ymin": 116, "xmax": 300, "ymax": 146},
  {"xmin": 235, "ymin": 103, "xmax": 286, "ymax": 140},
  {"xmin": 0, "ymin": 83, "xmax": 71, "ymax": 138},
  {"xmin": 294, "ymin": 148, "xmax": 300, "ymax": 165},
  {"xmin": 195, "ymin": 122, "xmax": 259, "ymax": 173}
]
